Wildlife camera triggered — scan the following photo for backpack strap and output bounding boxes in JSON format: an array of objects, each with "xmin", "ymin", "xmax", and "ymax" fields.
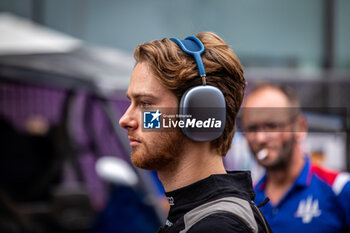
[{"xmin": 179, "ymin": 197, "xmax": 258, "ymax": 233}]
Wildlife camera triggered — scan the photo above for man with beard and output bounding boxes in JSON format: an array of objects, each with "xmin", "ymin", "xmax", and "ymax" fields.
[
  {"xmin": 119, "ymin": 32, "xmax": 271, "ymax": 233},
  {"xmin": 241, "ymin": 84, "xmax": 350, "ymax": 233}
]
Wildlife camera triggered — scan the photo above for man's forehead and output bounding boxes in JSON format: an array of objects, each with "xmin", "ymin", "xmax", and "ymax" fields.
[
  {"xmin": 126, "ymin": 91, "xmax": 157, "ymax": 99},
  {"xmin": 244, "ymin": 87, "xmax": 289, "ymax": 108},
  {"xmin": 242, "ymin": 87, "xmax": 293, "ymax": 124},
  {"xmin": 126, "ymin": 62, "xmax": 164, "ymax": 98},
  {"xmin": 243, "ymin": 108, "xmax": 291, "ymax": 122},
  {"xmin": 126, "ymin": 80, "xmax": 164, "ymax": 100}
]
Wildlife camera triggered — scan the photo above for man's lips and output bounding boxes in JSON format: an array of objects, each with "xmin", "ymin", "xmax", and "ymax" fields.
[
  {"xmin": 256, "ymin": 147, "xmax": 274, "ymax": 160},
  {"xmin": 128, "ymin": 136, "xmax": 141, "ymax": 147}
]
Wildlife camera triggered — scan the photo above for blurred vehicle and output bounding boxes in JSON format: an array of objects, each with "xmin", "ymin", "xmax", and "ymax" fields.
[{"xmin": 0, "ymin": 13, "xmax": 164, "ymax": 233}]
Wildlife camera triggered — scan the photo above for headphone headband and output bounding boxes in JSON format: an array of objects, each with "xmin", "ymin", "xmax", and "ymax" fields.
[{"xmin": 170, "ymin": 36, "xmax": 206, "ymax": 78}]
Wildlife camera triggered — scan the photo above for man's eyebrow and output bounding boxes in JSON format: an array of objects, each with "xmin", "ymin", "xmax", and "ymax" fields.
[{"xmin": 126, "ymin": 93, "xmax": 157, "ymax": 100}]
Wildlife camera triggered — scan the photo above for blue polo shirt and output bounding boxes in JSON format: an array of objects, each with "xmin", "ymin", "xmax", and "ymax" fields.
[{"xmin": 254, "ymin": 156, "xmax": 350, "ymax": 233}]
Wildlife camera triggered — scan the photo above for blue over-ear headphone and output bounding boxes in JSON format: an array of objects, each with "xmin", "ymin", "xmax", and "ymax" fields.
[{"xmin": 170, "ymin": 36, "xmax": 226, "ymax": 142}]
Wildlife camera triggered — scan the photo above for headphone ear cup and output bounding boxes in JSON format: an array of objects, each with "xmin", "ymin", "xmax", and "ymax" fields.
[{"xmin": 179, "ymin": 85, "xmax": 226, "ymax": 142}]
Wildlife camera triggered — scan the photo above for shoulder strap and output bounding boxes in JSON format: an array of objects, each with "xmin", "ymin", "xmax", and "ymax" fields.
[{"xmin": 179, "ymin": 197, "xmax": 258, "ymax": 233}]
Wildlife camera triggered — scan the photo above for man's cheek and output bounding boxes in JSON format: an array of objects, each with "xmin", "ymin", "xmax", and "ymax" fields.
[{"xmin": 246, "ymin": 140, "xmax": 256, "ymax": 152}]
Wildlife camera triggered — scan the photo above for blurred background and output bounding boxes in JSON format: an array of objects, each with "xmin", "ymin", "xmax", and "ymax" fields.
[{"xmin": 0, "ymin": 0, "xmax": 349, "ymax": 232}]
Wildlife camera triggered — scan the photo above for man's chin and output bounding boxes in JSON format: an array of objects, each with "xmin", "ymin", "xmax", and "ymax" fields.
[
  {"xmin": 259, "ymin": 161, "xmax": 275, "ymax": 169},
  {"xmin": 130, "ymin": 130, "xmax": 185, "ymax": 171},
  {"xmin": 131, "ymin": 150, "xmax": 174, "ymax": 171},
  {"xmin": 256, "ymin": 154, "xmax": 278, "ymax": 168},
  {"xmin": 260, "ymin": 157, "xmax": 288, "ymax": 170}
]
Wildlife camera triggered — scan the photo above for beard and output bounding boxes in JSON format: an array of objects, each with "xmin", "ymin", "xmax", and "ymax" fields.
[
  {"xmin": 263, "ymin": 134, "xmax": 296, "ymax": 171},
  {"xmin": 130, "ymin": 130, "xmax": 186, "ymax": 171}
]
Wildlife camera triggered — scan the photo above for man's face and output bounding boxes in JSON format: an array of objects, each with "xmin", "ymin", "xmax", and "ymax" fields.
[
  {"xmin": 119, "ymin": 62, "xmax": 186, "ymax": 171},
  {"xmin": 241, "ymin": 88, "xmax": 297, "ymax": 170}
]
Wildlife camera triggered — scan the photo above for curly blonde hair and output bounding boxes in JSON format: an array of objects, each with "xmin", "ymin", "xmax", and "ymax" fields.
[{"xmin": 134, "ymin": 32, "xmax": 246, "ymax": 156}]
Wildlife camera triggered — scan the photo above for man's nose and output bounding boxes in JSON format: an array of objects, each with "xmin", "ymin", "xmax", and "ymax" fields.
[
  {"xmin": 254, "ymin": 131, "xmax": 269, "ymax": 144},
  {"xmin": 119, "ymin": 107, "xmax": 138, "ymax": 130}
]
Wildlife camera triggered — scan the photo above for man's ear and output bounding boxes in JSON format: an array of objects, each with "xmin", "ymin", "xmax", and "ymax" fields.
[{"xmin": 294, "ymin": 114, "xmax": 308, "ymax": 142}]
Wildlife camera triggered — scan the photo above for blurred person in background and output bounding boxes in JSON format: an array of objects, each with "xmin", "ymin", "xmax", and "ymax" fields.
[
  {"xmin": 241, "ymin": 83, "xmax": 350, "ymax": 233},
  {"xmin": 119, "ymin": 32, "xmax": 271, "ymax": 233}
]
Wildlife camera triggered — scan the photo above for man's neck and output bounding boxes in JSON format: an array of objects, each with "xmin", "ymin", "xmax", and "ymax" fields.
[{"xmin": 157, "ymin": 143, "xmax": 226, "ymax": 192}]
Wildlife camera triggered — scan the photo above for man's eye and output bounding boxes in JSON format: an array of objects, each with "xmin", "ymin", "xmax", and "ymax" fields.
[
  {"xmin": 246, "ymin": 125, "xmax": 258, "ymax": 132},
  {"xmin": 265, "ymin": 123, "xmax": 278, "ymax": 129},
  {"xmin": 141, "ymin": 102, "xmax": 150, "ymax": 107}
]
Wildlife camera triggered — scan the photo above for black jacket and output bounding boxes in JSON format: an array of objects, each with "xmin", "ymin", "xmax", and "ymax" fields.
[{"xmin": 157, "ymin": 171, "xmax": 272, "ymax": 233}]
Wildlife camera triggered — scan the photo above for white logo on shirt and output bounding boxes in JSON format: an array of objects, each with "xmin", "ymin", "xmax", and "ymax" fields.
[
  {"xmin": 167, "ymin": 196, "xmax": 174, "ymax": 206},
  {"xmin": 165, "ymin": 219, "xmax": 173, "ymax": 227},
  {"xmin": 295, "ymin": 196, "xmax": 321, "ymax": 223}
]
